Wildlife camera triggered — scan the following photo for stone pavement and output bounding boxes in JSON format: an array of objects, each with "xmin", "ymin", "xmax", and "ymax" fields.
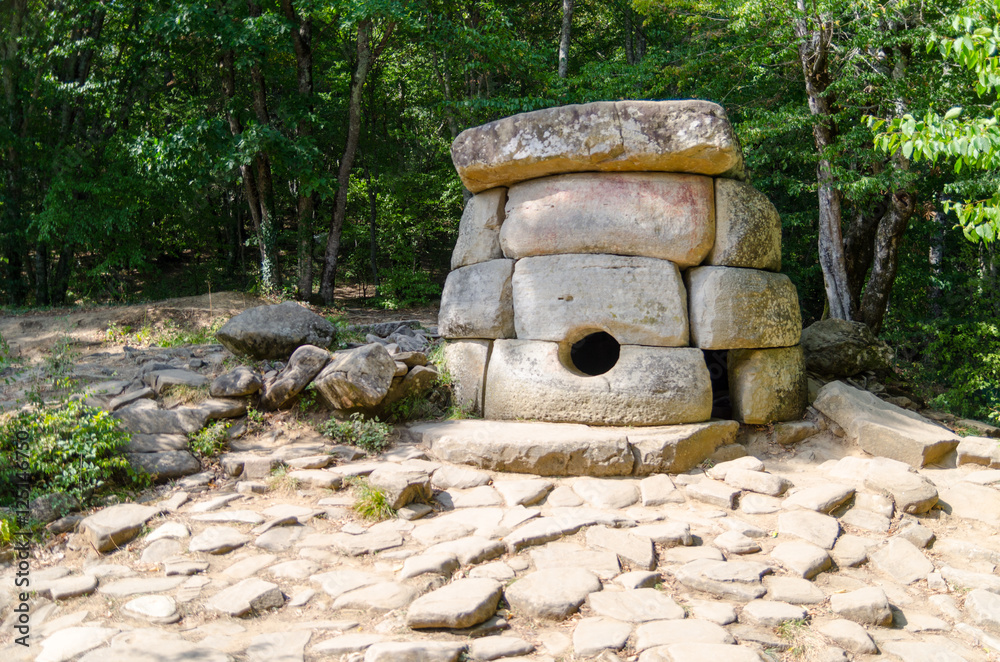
[{"xmin": 6, "ymin": 426, "xmax": 1000, "ymax": 662}]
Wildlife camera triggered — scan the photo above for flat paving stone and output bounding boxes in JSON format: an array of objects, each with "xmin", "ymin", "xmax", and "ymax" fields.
[
  {"xmin": 572, "ymin": 478, "xmax": 640, "ymax": 509},
  {"xmin": 223, "ymin": 554, "xmax": 278, "ymax": 580},
  {"xmin": 879, "ymin": 641, "xmax": 967, "ymax": 662},
  {"xmin": 146, "ymin": 521, "xmax": 191, "ymax": 541},
  {"xmin": 964, "ymin": 589, "xmax": 1000, "ymax": 631},
  {"xmin": 631, "ymin": 522, "xmax": 692, "ymax": 547},
  {"xmin": 469, "ymin": 561, "xmax": 516, "ymax": 582},
  {"xmin": 400, "ymin": 553, "xmax": 461, "ymax": 580},
  {"xmin": 782, "ymin": 483, "xmax": 854, "ymax": 513},
  {"xmin": 246, "ymin": 631, "xmax": 311, "ymax": 662},
  {"xmin": 363, "ymin": 641, "xmax": 466, "ymax": 662},
  {"xmin": 740, "ymin": 599, "xmax": 807, "ymax": 627},
  {"xmin": 586, "ymin": 525, "xmax": 656, "ymax": 570},
  {"xmin": 530, "ymin": 542, "xmax": 621, "ymax": 579},
  {"xmin": 326, "ymin": 530, "xmax": 404, "ymax": 556},
  {"xmin": 771, "ymin": 541, "xmax": 831, "ymax": 579},
  {"xmin": 686, "ymin": 480, "xmax": 739, "ymax": 509},
  {"xmin": 432, "ymin": 465, "xmax": 492, "ymax": 489},
  {"xmin": 714, "ymin": 530, "xmax": 760, "ymax": 554},
  {"xmin": 741, "ymin": 493, "xmax": 783, "ymax": 514},
  {"xmin": 764, "ymin": 576, "xmax": 825, "ymax": 604},
  {"xmin": 189, "ymin": 526, "xmax": 250, "ymax": 554},
  {"xmin": 98, "ymin": 576, "xmax": 186, "ymax": 597},
  {"xmin": 123, "ymin": 595, "xmax": 180, "ymax": 623},
  {"xmin": 673, "ymin": 559, "xmax": 769, "ymax": 601},
  {"xmin": 36, "ymin": 574, "xmax": 98, "ymax": 600},
  {"xmin": 406, "ymin": 578, "xmax": 503, "ymax": 629},
  {"xmin": 688, "ymin": 599, "xmax": 737, "ymax": 625},
  {"xmin": 467, "ymin": 636, "xmax": 533, "ymax": 661},
  {"xmin": 829, "ymin": 586, "xmax": 892, "ymax": 626},
  {"xmin": 331, "ymin": 581, "xmax": 418, "ymax": 612},
  {"xmin": 205, "ymin": 577, "xmax": 284, "ymax": 616},
  {"xmin": 267, "ymin": 559, "xmax": 319, "ymax": 580},
  {"xmin": 411, "ymin": 519, "xmax": 475, "ymax": 545},
  {"xmin": 78, "ymin": 638, "xmax": 230, "ymax": 662},
  {"xmin": 426, "ymin": 536, "xmax": 505, "ymax": 565},
  {"xmin": 80, "ymin": 503, "xmax": 158, "ymax": 553},
  {"xmin": 840, "ymin": 508, "xmax": 890, "ymax": 532},
  {"xmin": 617, "ymin": 570, "xmax": 660, "ymax": 589},
  {"xmin": 36, "ymin": 627, "xmax": 120, "ymax": 662},
  {"xmin": 663, "ymin": 545, "xmax": 724, "ymax": 564},
  {"xmin": 493, "ymin": 479, "xmax": 553, "ymax": 506},
  {"xmin": 777, "ymin": 509, "xmax": 840, "ymax": 549},
  {"xmin": 831, "ymin": 535, "xmax": 875, "ymax": 567},
  {"xmin": 634, "ymin": 619, "xmax": 736, "ymax": 651},
  {"xmin": 587, "ymin": 588, "xmax": 684, "ymax": 622},
  {"xmin": 437, "ymin": 485, "xmax": 503, "ymax": 509},
  {"xmin": 724, "ymin": 468, "xmax": 791, "ymax": 496},
  {"xmin": 640, "ymin": 474, "xmax": 684, "ymax": 506},
  {"xmin": 642, "ymin": 643, "xmax": 765, "ymax": 662},
  {"xmin": 572, "ymin": 617, "xmax": 631, "ymax": 657},
  {"xmin": 505, "ymin": 568, "xmax": 602, "ymax": 620},
  {"xmin": 316, "ymin": 569, "xmax": 384, "ymax": 598},
  {"xmin": 141, "ymin": 538, "xmax": 183, "ymax": 564},
  {"xmin": 817, "ymin": 619, "xmax": 877, "ymax": 654},
  {"xmin": 312, "ymin": 634, "xmax": 388, "ymax": 656},
  {"xmin": 869, "ymin": 537, "xmax": 934, "ymax": 584},
  {"xmin": 192, "ymin": 510, "xmax": 265, "ymax": 524}
]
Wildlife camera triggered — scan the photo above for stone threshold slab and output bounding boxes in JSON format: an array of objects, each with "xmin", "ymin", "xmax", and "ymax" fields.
[{"xmin": 401, "ymin": 419, "xmax": 738, "ymax": 477}]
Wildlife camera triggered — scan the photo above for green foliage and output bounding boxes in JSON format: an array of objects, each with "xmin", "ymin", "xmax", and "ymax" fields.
[
  {"xmin": 321, "ymin": 413, "xmax": 393, "ymax": 454},
  {"xmin": 0, "ymin": 400, "xmax": 148, "ymax": 507},
  {"xmin": 0, "ymin": 516, "xmax": 12, "ymax": 546},
  {"xmin": 188, "ymin": 421, "xmax": 231, "ymax": 458},
  {"xmin": 373, "ymin": 268, "xmax": 442, "ymax": 309},
  {"xmin": 105, "ymin": 319, "xmax": 225, "ymax": 348},
  {"xmin": 348, "ymin": 477, "xmax": 396, "ymax": 521}
]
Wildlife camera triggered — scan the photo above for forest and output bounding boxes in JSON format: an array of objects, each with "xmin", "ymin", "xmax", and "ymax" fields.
[{"xmin": 2, "ymin": 0, "xmax": 1000, "ymax": 423}]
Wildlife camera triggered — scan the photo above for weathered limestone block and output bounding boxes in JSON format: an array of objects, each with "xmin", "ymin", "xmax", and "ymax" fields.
[
  {"xmin": 630, "ymin": 420, "xmax": 740, "ymax": 474},
  {"xmin": 451, "ymin": 100, "xmax": 745, "ymax": 193},
  {"xmin": 438, "ymin": 259, "xmax": 514, "ymax": 339},
  {"xmin": 686, "ymin": 266, "xmax": 801, "ymax": 349},
  {"xmin": 814, "ymin": 381, "xmax": 960, "ymax": 467},
  {"xmin": 403, "ymin": 420, "xmax": 634, "ymax": 476},
  {"xmin": 728, "ymin": 346, "xmax": 807, "ymax": 424},
  {"xmin": 512, "ymin": 254, "xmax": 688, "ymax": 346},
  {"xmin": 443, "ymin": 340, "xmax": 491, "ymax": 415},
  {"xmin": 708, "ymin": 179, "xmax": 781, "ymax": 271},
  {"xmin": 216, "ymin": 301, "xmax": 335, "ymax": 359},
  {"xmin": 483, "ymin": 340, "xmax": 712, "ymax": 426},
  {"xmin": 313, "ymin": 343, "xmax": 396, "ymax": 410},
  {"xmin": 451, "ymin": 188, "xmax": 507, "ymax": 269},
  {"xmin": 501, "ymin": 173, "xmax": 714, "ymax": 267}
]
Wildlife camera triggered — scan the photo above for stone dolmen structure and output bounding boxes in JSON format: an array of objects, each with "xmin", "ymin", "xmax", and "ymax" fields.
[{"xmin": 438, "ymin": 100, "xmax": 805, "ymax": 456}]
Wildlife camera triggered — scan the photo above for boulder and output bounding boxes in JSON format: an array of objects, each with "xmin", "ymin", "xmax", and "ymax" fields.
[
  {"xmin": 500, "ymin": 172, "xmax": 714, "ymax": 267},
  {"xmin": 443, "ymin": 340, "xmax": 490, "ymax": 415},
  {"xmin": 438, "ymin": 259, "xmax": 515, "ymax": 339},
  {"xmin": 313, "ymin": 343, "xmax": 397, "ymax": 410},
  {"xmin": 113, "ymin": 400, "xmax": 208, "ymax": 435},
  {"xmin": 128, "ymin": 451, "xmax": 201, "ymax": 482},
  {"xmin": 800, "ymin": 318, "xmax": 892, "ymax": 377},
  {"xmin": 686, "ymin": 266, "xmax": 801, "ymax": 349},
  {"xmin": 451, "ymin": 100, "xmax": 745, "ymax": 193},
  {"xmin": 483, "ymin": 340, "xmax": 712, "ymax": 426},
  {"xmin": 707, "ymin": 179, "xmax": 781, "ymax": 271},
  {"xmin": 80, "ymin": 503, "xmax": 158, "ymax": 553},
  {"xmin": 210, "ymin": 366, "xmax": 262, "ymax": 397},
  {"xmin": 216, "ymin": 301, "xmax": 336, "ymax": 360},
  {"xmin": 814, "ymin": 381, "xmax": 960, "ymax": 467},
  {"xmin": 451, "ymin": 188, "xmax": 507, "ymax": 269},
  {"xmin": 511, "ymin": 254, "xmax": 689, "ymax": 346},
  {"xmin": 728, "ymin": 346, "xmax": 807, "ymax": 424},
  {"xmin": 259, "ymin": 344, "xmax": 329, "ymax": 410},
  {"xmin": 367, "ymin": 468, "xmax": 433, "ymax": 509},
  {"xmin": 379, "ymin": 365, "xmax": 439, "ymax": 410}
]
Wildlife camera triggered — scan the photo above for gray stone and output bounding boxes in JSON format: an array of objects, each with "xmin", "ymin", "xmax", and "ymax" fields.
[
  {"xmin": 188, "ymin": 526, "xmax": 249, "ymax": 554},
  {"xmin": 312, "ymin": 634, "xmax": 387, "ymax": 656},
  {"xmin": 363, "ymin": 641, "xmax": 466, "ymax": 662},
  {"xmin": 426, "ymin": 536, "xmax": 505, "ymax": 565},
  {"xmin": 778, "ymin": 509, "xmax": 840, "ymax": 549},
  {"xmin": 378, "ymin": 364, "xmax": 439, "ymax": 411},
  {"xmin": 206, "ymin": 577, "xmax": 284, "ymax": 616},
  {"xmin": 686, "ymin": 266, "xmax": 801, "ymax": 350},
  {"xmin": 764, "ymin": 576, "xmax": 825, "ymax": 604},
  {"xmin": 331, "ymin": 581, "xmax": 418, "ymax": 612},
  {"xmin": 966, "ymin": 589, "xmax": 1000, "ymax": 632},
  {"xmin": 439, "ymin": 259, "xmax": 515, "ymax": 339},
  {"xmin": 432, "ymin": 465, "xmax": 492, "ymax": 490},
  {"xmin": 144, "ymin": 368, "xmax": 209, "ymax": 393},
  {"xmin": 98, "ymin": 576, "xmax": 186, "ymax": 596},
  {"xmin": 864, "ymin": 469, "xmax": 939, "ymax": 514},
  {"xmin": 80, "ymin": 503, "xmax": 157, "ymax": 553},
  {"xmin": 957, "ymin": 436, "xmax": 1000, "ymax": 467},
  {"xmin": 841, "ymin": 507, "xmax": 890, "ymax": 533},
  {"xmin": 36, "ymin": 627, "xmax": 119, "ymax": 662},
  {"xmin": 113, "ymin": 400, "xmax": 208, "ymax": 435},
  {"xmin": 628, "ymin": 420, "xmax": 740, "ymax": 474},
  {"xmin": 531, "ymin": 542, "xmax": 621, "ymax": 579},
  {"xmin": 468, "ymin": 636, "xmax": 534, "ymax": 661},
  {"xmin": 725, "ymin": 468, "xmax": 791, "ymax": 496},
  {"xmin": 452, "ymin": 188, "xmax": 506, "ymax": 269},
  {"xmin": 686, "ymin": 480, "xmax": 739, "ymax": 509},
  {"xmin": 504, "ymin": 568, "xmax": 603, "ymax": 620},
  {"xmin": 327, "ymin": 530, "xmax": 404, "ymax": 556},
  {"xmin": 140, "ymin": 538, "xmax": 183, "ymax": 564},
  {"xmin": 35, "ymin": 574, "xmax": 98, "ymax": 600},
  {"xmin": 728, "ymin": 346, "xmax": 807, "ymax": 424},
  {"xmin": 639, "ymin": 475, "xmax": 683, "ymax": 506},
  {"xmin": 940, "ymin": 566, "xmax": 1000, "ymax": 593},
  {"xmin": 313, "ymin": 343, "xmax": 397, "ymax": 410},
  {"xmin": 829, "ymin": 587, "xmax": 892, "ymax": 626},
  {"xmin": 572, "ymin": 617, "xmax": 631, "ymax": 657},
  {"xmin": 259, "ymin": 344, "xmax": 329, "ymax": 410},
  {"xmin": 128, "ymin": 433, "xmax": 188, "ymax": 453},
  {"xmin": 77, "ymin": 638, "xmax": 230, "ymax": 662},
  {"xmin": 123, "ymin": 595, "xmax": 179, "ymax": 623},
  {"xmin": 442, "ymin": 340, "xmax": 490, "ymax": 415},
  {"xmin": 782, "ymin": 484, "xmax": 854, "ymax": 513},
  {"xmin": 247, "ymin": 632, "xmax": 311, "ymax": 662},
  {"xmin": 286, "ymin": 469, "xmax": 342, "ymax": 489},
  {"xmin": 815, "ymin": 381, "xmax": 960, "ymax": 467},
  {"xmin": 741, "ymin": 600, "xmax": 807, "ymax": 627},
  {"xmin": 587, "ymin": 589, "xmax": 684, "ymax": 622},
  {"xmin": 408, "ymin": 419, "xmax": 635, "ymax": 476},
  {"xmin": 714, "ymin": 530, "xmax": 760, "ymax": 554},
  {"xmin": 367, "ymin": 468, "xmax": 432, "ymax": 509},
  {"xmin": 493, "ymin": 479, "xmax": 552, "ymax": 506},
  {"xmin": 512, "ymin": 253, "xmax": 689, "ymax": 346},
  {"xmin": 689, "ymin": 600, "xmax": 737, "ymax": 625},
  {"xmin": 870, "ymin": 537, "xmax": 934, "ymax": 584},
  {"xmin": 771, "ymin": 541, "xmax": 831, "ymax": 579},
  {"xmin": 801, "ymin": 318, "xmax": 892, "ymax": 377},
  {"xmin": 631, "ymin": 523, "xmax": 693, "ymax": 547},
  {"xmin": 706, "ymin": 455, "xmax": 764, "ymax": 480},
  {"xmin": 406, "ymin": 578, "xmax": 503, "ymax": 629},
  {"xmin": 400, "ymin": 553, "xmax": 461, "ymax": 580},
  {"xmin": 939, "ymin": 482, "xmax": 1000, "ymax": 524},
  {"xmin": 617, "ymin": 571, "xmax": 660, "ymax": 589},
  {"xmin": 469, "ymin": 562, "xmax": 516, "ymax": 582},
  {"xmin": 483, "ymin": 340, "xmax": 712, "ymax": 426},
  {"xmin": 817, "ymin": 619, "xmax": 877, "ymax": 654},
  {"xmin": 673, "ymin": 559, "xmax": 769, "ymax": 601},
  {"xmin": 108, "ymin": 387, "xmax": 155, "ymax": 410},
  {"xmin": 128, "ymin": 450, "xmax": 201, "ymax": 482},
  {"xmin": 573, "ymin": 479, "xmax": 640, "ymax": 509},
  {"xmin": 635, "ymin": 619, "xmax": 736, "ymax": 651},
  {"xmin": 210, "ymin": 366, "xmax": 262, "ymax": 397},
  {"xmin": 216, "ymin": 301, "xmax": 335, "ymax": 359},
  {"xmin": 742, "ymin": 493, "xmax": 783, "ymax": 514},
  {"xmin": 709, "ymin": 178, "xmax": 781, "ymax": 270},
  {"xmin": 879, "ymin": 641, "xmax": 966, "ymax": 662}
]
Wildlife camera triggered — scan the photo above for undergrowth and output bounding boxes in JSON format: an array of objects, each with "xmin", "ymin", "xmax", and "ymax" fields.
[
  {"xmin": 189, "ymin": 421, "xmax": 231, "ymax": 458},
  {"xmin": 348, "ymin": 477, "xmax": 396, "ymax": 521},
  {"xmin": 322, "ymin": 413, "xmax": 393, "ymax": 454},
  {"xmin": 105, "ymin": 318, "xmax": 226, "ymax": 348}
]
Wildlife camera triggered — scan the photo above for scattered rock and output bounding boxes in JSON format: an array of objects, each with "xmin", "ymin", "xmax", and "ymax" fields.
[
  {"xmin": 829, "ymin": 587, "xmax": 892, "ymax": 626},
  {"xmin": 216, "ymin": 301, "xmax": 336, "ymax": 359},
  {"xmin": 504, "ymin": 568, "xmax": 603, "ymax": 620},
  {"xmin": 406, "ymin": 578, "xmax": 503, "ymax": 629}
]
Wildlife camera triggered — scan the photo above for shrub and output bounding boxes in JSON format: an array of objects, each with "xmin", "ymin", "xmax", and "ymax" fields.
[
  {"xmin": 0, "ymin": 400, "xmax": 148, "ymax": 508},
  {"xmin": 188, "ymin": 421, "xmax": 231, "ymax": 458},
  {"xmin": 321, "ymin": 413, "xmax": 393, "ymax": 454},
  {"xmin": 348, "ymin": 477, "xmax": 396, "ymax": 521}
]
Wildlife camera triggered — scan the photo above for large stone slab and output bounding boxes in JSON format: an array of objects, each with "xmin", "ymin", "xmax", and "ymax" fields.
[
  {"xmin": 631, "ymin": 420, "xmax": 738, "ymax": 474},
  {"xmin": 814, "ymin": 381, "xmax": 960, "ymax": 467},
  {"xmin": 504, "ymin": 568, "xmax": 602, "ymax": 620},
  {"xmin": 451, "ymin": 100, "xmax": 745, "ymax": 193},
  {"xmin": 708, "ymin": 179, "xmax": 781, "ymax": 271},
  {"xmin": 452, "ymin": 187, "xmax": 507, "ymax": 269},
  {"xmin": 439, "ymin": 259, "xmax": 515, "ymax": 339},
  {"xmin": 728, "ymin": 346, "xmax": 807, "ymax": 424},
  {"xmin": 113, "ymin": 400, "xmax": 208, "ymax": 435},
  {"xmin": 512, "ymin": 254, "xmax": 689, "ymax": 346},
  {"xmin": 128, "ymin": 451, "xmax": 201, "ymax": 482},
  {"xmin": 686, "ymin": 266, "xmax": 801, "ymax": 349},
  {"xmin": 501, "ymin": 173, "xmax": 714, "ymax": 267},
  {"xmin": 443, "ymin": 340, "xmax": 490, "ymax": 415},
  {"xmin": 313, "ymin": 343, "xmax": 397, "ymax": 410},
  {"xmin": 81, "ymin": 503, "xmax": 158, "ymax": 553},
  {"xmin": 216, "ymin": 300, "xmax": 335, "ymax": 359},
  {"xmin": 483, "ymin": 340, "xmax": 712, "ymax": 426},
  {"xmin": 405, "ymin": 420, "xmax": 634, "ymax": 476},
  {"xmin": 405, "ymin": 578, "xmax": 503, "ymax": 629}
]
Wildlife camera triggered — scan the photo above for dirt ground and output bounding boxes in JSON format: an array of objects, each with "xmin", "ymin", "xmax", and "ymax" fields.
[{"xmin": 0, "ymin": 291, "xmax": 440, "ymax": 362}]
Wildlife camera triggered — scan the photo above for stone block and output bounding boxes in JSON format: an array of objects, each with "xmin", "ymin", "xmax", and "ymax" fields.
[
  {"xmin": 708, "ymin": 179, "xmax": 781, "ymax": 271},
  {"xmin": 629, "ymin": 420, "xmax": 739, "ymax": 474},
  {"xmin": 451, "ymin": 188, "xmax": 506, "ymax": 269},
  {"xmin": 442, "ymin": 340, "xmax": 490, "ymax": 415},
  {"xmin": 438, "ymin": 259, "xmax": 515, "ymax": 339},
  {"xmin": 501, "ymin": 173, "xmax": 714, "ymax": 267},
  {"xmin": 728, "ymin": 346, "xmax": 807, "ymax": 424},
  {"xmin": 451, "ymin": 100, "xmax": 745, "ymax": 192},
  {"xmin": 686, "ymin": 266, "xmax": 801, "ymax": 349},
  {"xmin": 512, "ymin": 254, "xmax": 689, "ymax": 346},
  {"xmin": 483, "ymin": 340, "xmax": 712, "ymax": 426}
]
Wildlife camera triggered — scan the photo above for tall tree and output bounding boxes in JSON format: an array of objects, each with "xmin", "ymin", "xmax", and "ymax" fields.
[{"xmin": 558, "ymin": 0, "xmax": 574, "ymax": 78}]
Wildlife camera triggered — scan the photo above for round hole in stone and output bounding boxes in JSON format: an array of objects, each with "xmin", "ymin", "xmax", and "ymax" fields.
[{"xmin": 568, "ymin": 331, "xmax": 621, "ymax": 376}]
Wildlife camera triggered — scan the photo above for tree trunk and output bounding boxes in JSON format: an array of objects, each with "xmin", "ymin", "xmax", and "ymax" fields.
[
  {"xmin": 843, "ymin": 207, "xmax": 881, "ymax": 309},
  {"xmin": 34, "ymin": 243, "xmax": 49, "ymax": 306},
  {"xmin": 857, "ymin": 191, "xmax": 915, "ymax": 333},
  {"xmin": 793, "ymin": 1, "xmax": 852, "ymax": 320},
  {"xmin": 558, "ymin": 0, "xmax": 573, "ymax": 78},
  {"xmin": 319, "ymin": 18, "xmax": 394, "ymax": 304},
  {"xmin": 365, "ymin": 162, "xmax": 379, "ymax": 290},
  {"xmin": 928, "ymin": 207, "xmax": 945, "ymax": 318},
  {"xmin": 281, "ymin": 0, "xmax": 316, "ymax": 300},
  {"xmin": 49, "ymin": 245, "xmax": 73, "ymax": 306},
  {"xmin": 1, "ymin": 0, "xmax": 29, "ymax": 304},
  {"xmin": 624, "ymin": 9, "xmax": 635, "ymax": 66}
]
